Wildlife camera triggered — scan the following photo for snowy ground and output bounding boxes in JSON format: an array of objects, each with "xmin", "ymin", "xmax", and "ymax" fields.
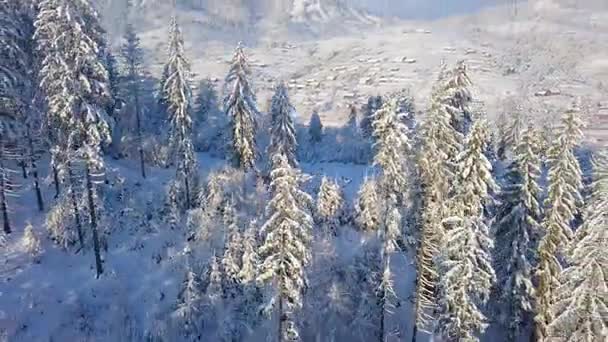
[{"xmin": 0, "ymin": 154, "xmax": 380, "ymax": 341}]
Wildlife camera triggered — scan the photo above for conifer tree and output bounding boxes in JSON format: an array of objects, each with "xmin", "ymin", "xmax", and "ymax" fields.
[
  {"xmin": 174, "ymin": 266, "xmax": 203, "ymax": 338},
  {"xmin": 535, "ymin": 105, "xmax": 584, "ymax": 341},
  {"xmin": 221, "ymin": 199, "xmax": 242, "ymax": 298},
  {"xmin": 258, "ymin": 154, "xmax": 313, "ymax": 342},
  {"xmin": 547, "ymin": 150, "xmax": 608, "ymax": 341},
  {"xmin": 268, "ymin": 82, "xmax": 297, "ymax": 167},
  {"xmin": 162, "ymin": 15, "xmax": 197, "ymax": 209},
  {"xmin": 239, "ymin": 219, "xmax": 259, "ymax": 284},
  {"xmin": 23, "ymin": 222, "xmax": 42, "ymax": 260},
  {"xmin": 36, "ymin": 0, "xmax": 112, "ymax": 277},
  {"xmin": 436, "ymin": 120, "xmax": 497, "ymax": 342},
  {"xmin": 442, "ymin": 60, "xmax": 473, "ymax": 136},
  {"xmin": 224, "ymin": 42, "xmax": 258, "ymax": 170},
  {"xmin": 120, "ymin": 23, "xmax": 147, "ymax": 178},
  {"xmin": 316, "ymin": 177, "xmax": 344, "ymax": 235},
  {"xmin": 360, "ymin": 95, "xmax": 382, "ymax": 138},
  {"xmin": 347, "ymin": 104, "xmax": 358, "ymax": 134},
  {"xmin": 308, "ymin": 110, "xmax": 323, "ymax": 144},
  {"xmin": 493, "ymin": 124, "xmax": 542, "ymax": 341},
  {"xmin": 411, "ymin": 65, "xmax": 464, "ymax": 340},
  {"xmin": 354, "ymin": 177, "xmax": 380, "ymax": 233}
]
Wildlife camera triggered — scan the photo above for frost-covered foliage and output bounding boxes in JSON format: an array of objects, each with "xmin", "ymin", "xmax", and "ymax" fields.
[
  {"xmin": 441, "ymin": 60, "xmax": 474, "ymax": 136},
  {"xmin": 493, "ymin": 124, "xmax": 542, "ymax": 340},
  {"xmin": 258, "ymin": 154, "xmax": 313, "ymax": 341},
  {"xmin": 547, "ymin": 150, "xmax": 608, "ymax": 342},
  {"xmin": 371, "ymin": 95, "xmax": 411, "ymax": 200},
  {"xmin": 316, "ymin": 176, "xmax": 344, "ymax": 235},
  {"xmin": 436, "ymin": 120, "xmax": 497, "ymax": 342},
  {"xmin": 354, "ymin": 177, "xmax": 380, "ymax": 232},
  {"xmin": 162, "ymin": 16, "xmax": 197, "ymax": 209},
  {"xmin": 360, "ymin": 95, "xmax": 382, "ymax": 138},
  {"xmin": 535, "ymin": 105, "xmax": 585, "ymax": 341},
  {"xmin": 23, "ymin": 222, "xmax": 42, "ymax": 260},
  {"xmin": 496, "ymin": 102, "xmax": 525, "ymax": 160},
  {"xmin": 36, "ymin": 0, "xmax": 111, "ymax": 278},
  {"xmin": 224, "ymin": 42, "xmax": 258, "ymax": 170},
  {"xmin": 173, "ymin": 266, "xmax": 203, "ymax": 338},
  {"xmin": 45, "ymin": 192, "xmax": 78, "ymax": 249},
  {"xmin": 268, "ymin": 82, "xmax": 298, "ymax": 167}
]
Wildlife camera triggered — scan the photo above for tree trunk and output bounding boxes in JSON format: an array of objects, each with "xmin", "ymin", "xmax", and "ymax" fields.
[
  {"xmin": 53, "ymin": 164, "xmax": 61, "ymax": 198},
  {"xmin": 0, "ymin": 154, "xmax": 11, "ymax": 235},
  {"xmin": 278, "ymin": 295, "xmax": 283, "ymax": 342},
  {"xmin": 135, "ymin": 92, "xmax": 146, "ymax": 179},
  {"xmin": 184, "ymin": 171, "xmax": 191, "ymax": 209},
  {"xmin": 28, "ymin": 135, "xmax": 44, "ymax": 211},
  {"xmin": 20, "ymin": 161, "xmax": 27, "ymax": 179},
  {"xmin": 85, "ymin": 162, "xmax": 103, "ymax": 278},
  {"xmin": 67, "ymin": 163, "xmax": 85, "ymax": 249},
  {"xmin": 411, "ymin": 325, "xmax": 418, "ymax": 342}
]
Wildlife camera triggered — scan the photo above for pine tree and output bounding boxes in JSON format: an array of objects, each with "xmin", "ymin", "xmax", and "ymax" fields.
[
  {"xmin": 268, "ymin": 82, "xmax": 297, "ymax": 167},
  {"xmin": 224, "ymin": 42, "xmax": 258, "ymax": 170},
  {"xmin": 174, "ymin": 266, "xmax": 203, "ymax": 338},
  {"xmin": 162, "ymin": 15, "xmax": 197, "ymax": 209},
  {"xmin": 360, "ymin": 95, "xmax": 382, "ymax": 138},
  {"xmin": 0, "ymin": 0, "xmax": 45, "ymax": 212},
  {"xmin": 441, "ymin": 60, "xmax": 473, "ymax": 136},
  {"xmin": 35, "ymin": 0, "xmax": 111, "ymax": 277},
  {"xmin": 372, "ymin": 95, "xmax": 411, "ymax": 200},
  {"xmin": 315, "ymin": 177, "xmax": 344, "ymax": 235},
  {"xmin": 23, "ymin": 222, "xmax": 42, "ymax": 260},
  {"xmin": 239, "ymin": 219, "xmax": 259, "ymax": 284},
  {"xmin": 308, "ymin": 110, "xmax": 323, "ymax": 144},
  {"xmin": 347, "ymin": 104, "xmax": 358, "ymax": 133},
  {"xmin": 547, "ymin": 150, "xmax": 608, "ymax": 341},
  {"xmin": 120, "ymin": 23, "xmax": 147, "ymax": 178},
  {"xmin": 258, "ymin": 154, "xmax": 313, "ymax": 342},
  {"xmin": 411, "ymin": 65, "xmax": 464, "ymax": 340},
  {"xmin": 436, "ymin": 120, "xmax": 497, "ymax": 342},
  {"xmin": 535, "ymin": 105, "xmax": 585, "ymax": 341},
  {"xmin": 493, "ymin": 124, "xmax": 542, "ymax": 341},
  {"xmin": 354, "ymin": 177, "xmax": 380, "ymax": 232},
  {"xmin": 221, "ymin": 199, "xmax": 242, "ymax": 298}
]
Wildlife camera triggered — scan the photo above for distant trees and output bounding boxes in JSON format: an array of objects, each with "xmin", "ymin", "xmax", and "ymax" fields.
[{"xmin": 268, "ymin": 82, "xmax": 297, "ymax": 167}]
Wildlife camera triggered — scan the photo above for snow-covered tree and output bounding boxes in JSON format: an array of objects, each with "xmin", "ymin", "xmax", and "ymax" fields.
[
  {"xmin": 441, "ymin": 60, "xmax": 474, "ymax": 136},
  {"xmin": 268, "ymin": 82, "xmax": 297, "ymax": 167},
  {"xmin": 354, "ymin": 177, "xmax": 380, "ymax": 232},
  {"xmin": 546, "ymin": 150, "xmax": 608, "ymax": 341},
  {"xmin": 347, "ymin": 103, "xmax": 358, "ymax": 133},
  {"xmin": 257, "ymin": 154, "xmax": 313, "ymax": 341},
  {"xmin": 224, "ymin": 42, "xmax": 258, "ymax": 170},
  {"xmin": 360, "ymin": 95, "xmax": 382, "ymax": 138},
  {"xmin": 239, "ymin": 219, "xmax": 259, "ymax": 284},
  {"xmin": 120, "ymin": 23, "xmax": 147, "ymax": 178},
  {"xmin": 308, "ymin": 110, "xmax": 323, "ymax": 144},
  {"xmin": 535, "ymin": 105, "xmax": 585, "ymax": 341},
  {"xmin": 193, "ymin": 78, "xmax": 223, "ymax": 152},
  {"xmin": 35, "ymin": 0, "xmax": 111, "ymax": 278},
  {"xmin": 393, "ymin": 88, "xmax": 417, "ymax": 134},
  {"xmin": 371, "ymin": 95, "xmax": 411, "ymax": 200},
  {"xmin": 493, "ymin": 124, "xmax": 542, "ymax": 340},
  {"xmin": 435, "ymin": 120, "xmax": 497, "ymax": 342},
  {"xmin": 316, "ymin": 177, "xmax": 344, "ymax": 235},
  {"xmin": 205, "ymin": 254, "xmax": 224, "ymax": 304},
  {"xmin": 162, "ymin": 15, "xmax": 197, "ymax": 209},
  {"xmin": 0, "ymin": 124, "xmax": 19, "ymax": 235},
  {"xmin": 221, "ymin": 199, "xmax": 242, "ymax": 298},
  {"xmin": 411, "ymin": 65, "xmax": 464, "ymax": 339},
  {"xmin": 174, "ymin": 266, "xmax": 203, "ymax": 338},
  {"xmin": 23, "ymin": 222, "xmax": 42, "ymax": 260}
]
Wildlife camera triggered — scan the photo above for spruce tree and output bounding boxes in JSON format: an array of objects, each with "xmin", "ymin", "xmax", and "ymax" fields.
[
  {"xmin": 547, "ymin": 150, "xmax": 608, "ymax": 341},
  {"xmin": 120, "ymin": 23, "xmax": 147, "ymax": 178},
  {"xmin": 224, "ymin": 42, "xmax": 258, "ymax": 170},
  {"xmin": 411, "ymin": 65, "xmax": 464, "ymax": 340},
  {"xmin": 436, "ymin": 120, "xmax": 497, "ymax": 342},
  {"xmin": 535, "ymin": 105, "xmax": 584, "ymax": 341},
  {"xmin": 174, "ymin": 266, "xmax": 203, "ymax": 338},
  {"xmin": 493, "ymin": 124, "xmax": 542, "ymax": 341},
  {"xmin": 162, "ymin": 15, "xmax": 197, "ymax": 209},
  {"xmin": 441, "ymin": 60, "xmax": 473, "ymax": 136},
  {"xmin": 36, "ymin": 0, "xmax": 112, "ymax": 277},
  {"xmin": 258, "ymin": 154, "xmax": 313, "ymax": 342},
  {"xmin": 360, "ymin": 95, "xmax": 382, "ymax": 138},
  {"xmin": 354, "ymin": 177, "xmax": 381, "ymax": 233},
  {"xmin": 268, "ymin": 82, "xmax": 297, "ymax": 167},
  {"xmin": 315, "ymin": 177, "xmax": 344, "ymax": 236},
  {"xmin": 308, "ymin": 110, "xmax": 323, "ymax": 144}
]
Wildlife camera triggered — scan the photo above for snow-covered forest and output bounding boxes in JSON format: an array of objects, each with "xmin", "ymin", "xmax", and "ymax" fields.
[{"xmin": 0, "ymin": 0, "xmax": 606, "ymax": 341}]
